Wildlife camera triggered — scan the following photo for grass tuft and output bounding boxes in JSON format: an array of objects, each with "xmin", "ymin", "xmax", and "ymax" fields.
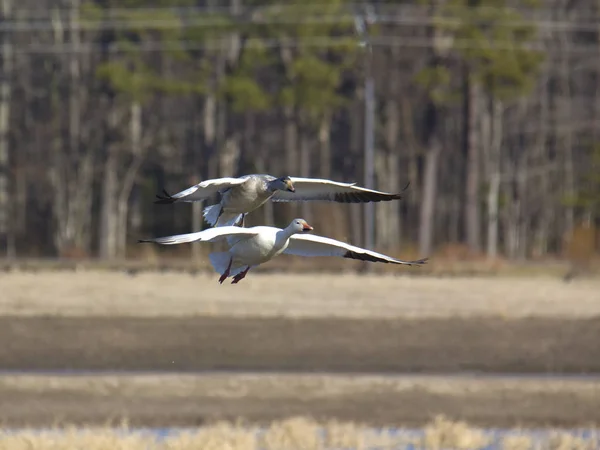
[{"xmin": 0, "ymin": 417, "xmax": 598, "ymax": 450}]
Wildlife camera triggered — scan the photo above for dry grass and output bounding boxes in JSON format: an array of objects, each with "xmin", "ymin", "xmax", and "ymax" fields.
[
  {"xmin": 1, "ymin": 373, "xmax": 600, "ymax": 429},
  {"xmin": 0, "ymin": 271, "xmax": 599, "ymax": 318},
  {"xmin": 0, "ymin": 416, "xmax": 597, "ymax": 450},
  {"xmin": 3, "ymin": 372, "xmax": 600, "ymax": 399}
]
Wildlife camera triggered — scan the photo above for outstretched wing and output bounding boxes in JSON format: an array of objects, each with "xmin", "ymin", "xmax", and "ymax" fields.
[
  {"xmin": 271, "ymin": 177, "xmax": 408, "ymax": 203},
  {"xmin": 155, "ymin": 177, "xmax": 247, "ymax": 204},
  {"xmin": 138, "ymin": 226, "xmax": 259, "ymax": 246},
  {"xmin": 284, "ymin": 233, "xmax": 428, "ymax": 266}
]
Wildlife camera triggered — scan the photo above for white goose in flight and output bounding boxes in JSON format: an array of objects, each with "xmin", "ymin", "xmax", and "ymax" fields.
[
  {"xmin": 155, "ymin": 174, "xmax": 408, "ymax": 227},
  {"xmin": 139, "ymin": 219, "xmax": 428, "ymax": 284}
]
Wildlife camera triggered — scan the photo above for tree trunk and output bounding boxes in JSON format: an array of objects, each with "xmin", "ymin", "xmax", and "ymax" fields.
[
  {"xmin": 318, "ymin": 113, "xmax": 331, "ymax": 179},
  {"xmin": 98, "ymin": 107, "xmax": 119, "ymax": 259},
  {"xmin": 504, "ymin": 169, "xmax": 519, "ymax": 260},
  {"xmin": 348, "ymin": 100, "xmax": 363, "ymax": 247},
  {"xmin": 69, "ymin": 0, "xmax": 80, "ymax": 169},
  {"xmin": 400, "ymin": 98, "xmax": 420, "ymax": 242},
  {"xmin": 517, "ymin": 161, "xmax": 529, "ymax": 259},
  {"xmin": 67, "ymin": 0, "xmax": 93, "ymax": 254},
  {"xmin": 49, "ymin": 7, "xmax": 69, "ymax": 255},
  {"xmin": 47, "ymin": 4, "xmax": 94, "ymax": 257},
  {"xmin": 558, "ymin": 1, "xmax": 574, "ymax": 237},
  {"xmin": 217, "ymin": 0, "xmax": 242, "ymax": 179},
  {"xmin": 419, "ymin": 137, "xmax": 442, "ymax": 257},
  {"xmin": 191, "ymin": 93, "xmax": 217, "ymax": 257},
  {"xmin": 596, "ymin": 0, "xmax": 600, "ymax": 146},
  {"xmin": 486, "ymin": 99, "xmax": 503, "ymax": 259},
  {"xmin": 376, "ymin": 96, "xmax": 401, "ymax": 250},
  {"xmin": 363, "ymin": 75, "xmax": 375, "ymax": 253},
  {"xmin": 116, "ymin": 101, "xmax": 144, "ymax": 258},
  {"xmin": 70, "ymin": 148, "xmax": 94, "ymax": 253},
  {"xmin": 0, "ymin": 0, "xmax": 12, "ymax": 257},
  {"xmin": 561, "ymin": 72, "xmax": 575, "ymax": 236},
  {"xmin": 299, "ymin": 124, "xmax": 311, "ymax": 221},
  {"xmin": 465, "ymin": 72, "xmax": 481, "ymax": 254},
  {"xmin": 99, "ymin": 149, "xmax": 118, "ymax": 259},
  {"xmin": 533, "ymin": 75, "xmax": 551, "ymax": 257},
  {"xmin": 315, "ymin": 112, "xmax": 336, "ymax": 235},
  {"xmin": 219, "ymin": 135, "xmax": 240, "ymax": 177},
  {"xmin": 283, "ymin": 105, "xmax": 298, "ymax": 218}
]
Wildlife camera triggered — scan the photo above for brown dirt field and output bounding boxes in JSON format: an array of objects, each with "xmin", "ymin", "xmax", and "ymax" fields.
[
  {"xmin": 1, "ymin": 373, "xmax": 599, "ymax": 428},
  {"xmin": 0, "ymin": 271, "xmax": 598, "ymax": 318},
  {"xmin": 1, "ymin": 315, "xmax": 600, "ymax": 373},
  {"xmin": 1, "ymin": 271, "xmax": 599, "ymax": 429}
]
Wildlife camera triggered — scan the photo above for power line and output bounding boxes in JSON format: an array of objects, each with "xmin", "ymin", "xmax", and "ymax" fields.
[
  {"xmin": 9, "ymin": 3, "xmax": 597, "ymax": 18},
  {"xmin": 10, "ymin": 36, "xmax": 598, "ymax": 56},
  {"xmin": 1, "ymin": 16, "xmax": 599, "ymax": 34},
  {"xmin": 1, "ymin": 10, "xmax": 599, "ymax": 33}
]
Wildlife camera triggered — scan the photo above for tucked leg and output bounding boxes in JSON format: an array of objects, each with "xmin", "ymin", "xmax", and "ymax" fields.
[
  {"xmin": 231, "ymin": 266, "xmax": 250, "ymax": 284},
  {"xmin": 218, "ymin": 258, "xmax": 233, "ymax": 284}
]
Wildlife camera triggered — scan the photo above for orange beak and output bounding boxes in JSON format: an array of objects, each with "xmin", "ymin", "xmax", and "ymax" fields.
[{"xmin": 302, "ymin": 222, "xmax": 313, "ymax": 231}]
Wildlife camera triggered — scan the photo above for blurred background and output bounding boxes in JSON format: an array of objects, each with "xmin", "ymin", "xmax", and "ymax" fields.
[{"xmin": 0, "ymin": 0, "xmax": 599, "ymax": 449}]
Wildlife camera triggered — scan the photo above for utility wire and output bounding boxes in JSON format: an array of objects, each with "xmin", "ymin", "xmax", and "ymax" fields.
[
  {"xmin": 9, "ymin": 3, "xmax": 598, "ymax": 18},
  {"xmin": 11, "ymin": 36, "xmax": 598, "ymax": 56},
  {"xmin": 2, "ymin": 16, "xmax": 599, "ymax": 33},
  {"xmin": 1, "ymin": 9, "xmax": 600, "ymax": 33}
]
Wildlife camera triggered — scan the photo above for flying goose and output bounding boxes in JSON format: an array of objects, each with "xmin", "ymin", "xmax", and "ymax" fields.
[
  {"xmin": 155, "ymin": 174, "xmax": 408, "ymax": 227},
  {"xmin": 138, "ymin": 218, "xmax": 428, "ymax": 284}
]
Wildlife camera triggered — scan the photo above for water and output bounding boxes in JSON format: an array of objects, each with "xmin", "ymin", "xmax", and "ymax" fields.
[{"xmin": 2, "ymin": 426, "xmax": 598, "ymax": 450}]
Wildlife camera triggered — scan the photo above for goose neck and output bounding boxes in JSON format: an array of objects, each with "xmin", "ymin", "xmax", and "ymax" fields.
[{"xmin": 276, "ymin": 227, "xmax": 295, "ymax": 242}]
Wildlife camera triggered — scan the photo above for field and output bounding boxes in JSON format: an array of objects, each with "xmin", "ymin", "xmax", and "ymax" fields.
[
  {"xmin": 1, "ymin": 372, "xmax": 600, "ymax": 429},
  {"xmin": 0, "ymin": 270, "xmax": 599, "ymax": 434},
  {"xmin": 1, "ymin": 416, "xmax": 599, "ymax": 450},
  {"xmin": 1, "ymin": 270, "xmax": 599, "ymax": 318}
]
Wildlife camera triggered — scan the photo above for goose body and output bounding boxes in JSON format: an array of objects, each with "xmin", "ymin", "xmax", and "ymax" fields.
[
  {"xmin": 139, "ymin": 219, "xmax": 428, "ymax": 284},
  {"xmin": 155, "ymin": 174, "xmax": 408, "ymax": 227}
]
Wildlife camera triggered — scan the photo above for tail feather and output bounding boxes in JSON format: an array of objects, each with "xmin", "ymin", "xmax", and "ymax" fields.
[
  {"xmin": 203, "ymin": 204, "xmax": 243, "ymax": 228},
  {"xmin": 203, "ymin": 204, "xmax": 222, "ymax": 227},
  {"xmin": 215, "ymin": 213, "xmax": 244, "ymax": 227},
  {"xmin": 208, "ymin": 252, "xmax": 232, "ymax": 276}
]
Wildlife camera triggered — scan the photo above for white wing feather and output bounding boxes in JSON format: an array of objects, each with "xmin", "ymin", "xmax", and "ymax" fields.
[
  {"xmin": 271, "ymin": 177, "xmax": 404, "ymax": 203},
  {"xmin": 284, "ymin": 234, "xmax": 428, "ymax": 266},
  {"xmin": 139, "ymin": 226, "xmax": 258, "ymax": 246},
  {"xmin": 158, "ymin": 177, "xmax": 247, "ymax": 203}
]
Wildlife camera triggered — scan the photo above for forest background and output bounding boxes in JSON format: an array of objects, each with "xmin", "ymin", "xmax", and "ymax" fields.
[{"xmin": 0, "ymin": 0, "xmax": 598, "ymax": 269}]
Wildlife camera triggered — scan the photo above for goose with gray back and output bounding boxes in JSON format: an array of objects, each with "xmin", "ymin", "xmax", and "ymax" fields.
[{"xmin": 155, "ymin": 174, "xmax": 409, "ymax": 227}]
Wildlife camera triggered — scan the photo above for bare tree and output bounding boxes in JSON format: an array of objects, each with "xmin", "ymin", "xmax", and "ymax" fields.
[
  {"xmin": 0, "ymin": 0, "xmax": 12, "ymax": 257},
  {"xmin": 464, "ymin": 73, "xmax": 482, "ymax": 254},
  {"xmin": 375, "ymin": 57, "xmax": 401, "ymax": 250},
  {"xmin": 485, "ymin": 98, "xmax": 503, "ymax": 259}
]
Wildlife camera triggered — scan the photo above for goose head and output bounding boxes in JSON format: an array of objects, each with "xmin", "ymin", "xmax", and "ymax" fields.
[
  {"xmin": 269, "ymin": 176, "xmax": 295, "ymax": 193},
  {"xmin": 288, "ymin": 218, "xmax": 313, "ymax": 234}
]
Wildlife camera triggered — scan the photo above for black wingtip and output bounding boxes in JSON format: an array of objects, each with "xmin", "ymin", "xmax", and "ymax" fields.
[
  {"xmin": 154, "ymin": 198, "xmax": 176, "ymax": 205},
  {"xmin": 389, "ymin": 182, "xmax": 411, "ymax": 200},
  {"xmin": 409, "ymin": 257, "xmax": 429, "ymax": 266},
  {"xmin": 138, "ymin": 239, "xmax": 152, "ymax": 244},
  {"xmin": 154, "ymin": 189, "xmax": 176, "ymax": 204},
  {"xmin": 334, "ymin": 191, "xmax": 405, "ymax": 203},
  {"xmin": 383, "ymin": 182, "xmax": 410, "ymax": 202}
]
